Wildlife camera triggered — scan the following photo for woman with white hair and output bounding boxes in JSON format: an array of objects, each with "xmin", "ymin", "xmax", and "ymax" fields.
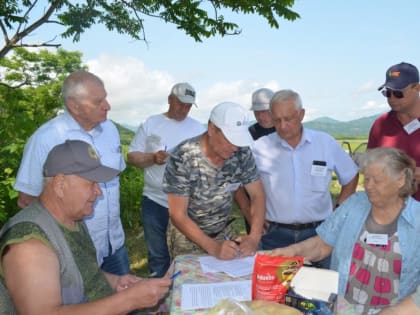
[{"xmin": 272, "ymin": 147, "xmax": 420, "ymax": 314}]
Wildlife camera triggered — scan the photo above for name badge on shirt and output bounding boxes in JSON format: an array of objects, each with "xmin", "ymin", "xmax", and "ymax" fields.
[
  {"xmin": 366, "ymin": 233, "xmax": 388, "ymax": 246},
  {"xmin": 311, "ymin": 160, "xmax": 327, "ymax": 177},
  {"xmin": 224, "ymin": 182, "xmax": 241, "ymax": 192},
  {"xmin": 403, "ymin": 119, "xmax": 420, "ymax": 135}
]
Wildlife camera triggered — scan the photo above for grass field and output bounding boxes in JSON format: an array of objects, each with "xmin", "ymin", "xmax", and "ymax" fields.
[{"xmin": 124, "ymin": 139, "xmax": 368, "ymax": 276}]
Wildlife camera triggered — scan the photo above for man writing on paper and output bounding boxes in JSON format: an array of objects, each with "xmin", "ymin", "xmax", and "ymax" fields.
[{"xmin": 163, "ymin": 102, "xmax": 266, "ymax": 260}]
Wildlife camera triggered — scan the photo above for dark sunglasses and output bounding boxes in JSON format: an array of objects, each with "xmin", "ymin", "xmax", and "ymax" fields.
[{"xmin": 381, "ymin": 88, "xmax": 404, "ymax": 99}]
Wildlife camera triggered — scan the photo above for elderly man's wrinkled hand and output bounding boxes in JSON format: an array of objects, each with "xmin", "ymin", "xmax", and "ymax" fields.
[
  {"xmin": 269, "ymin": 246, "xmax": 297, "ymax": 257},
  {"xmin": 129, "ymin": 278, "xmax": 172, "ymax": 309},
  {"xmin": 115, "ymin": 274, "xmax": 142, "ymax": 292}
]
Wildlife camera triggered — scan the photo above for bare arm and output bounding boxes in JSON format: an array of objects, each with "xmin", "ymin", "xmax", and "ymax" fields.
[
  {"xmin": 17, "ymin": 191, "xmax": 37, "ymax": 208},
  {"xmin": 235, "ymin": 180, "xmax": 265, "ymax": 255},
  {"xmin": 234, "ymin": 186, "xmax": 251, "ymax": 223},
  {"xmin": 377, "ymin": 298, "xmax": 420, "ymax": 315},
  {"xmin": 127, "ymin": 150, "xmax": 168, "ymax": 168},
  {"xmin": 2, "ymin": 240, "xmax": 170, "ymax": 315},
  {"xmin": 335, "ymin": 173, "xmax": 359, "ymax": 207},
  {"xmin": 271, "ymin": 235, "xmax": 332, "ymax": 262},
  {"xmin": 168, "ymin": 194, "xmax": 240, "ymax": 260}
]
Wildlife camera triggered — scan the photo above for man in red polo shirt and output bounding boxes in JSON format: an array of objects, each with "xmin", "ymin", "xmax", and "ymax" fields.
[{"xmin": 368, "ymin": 62, "xmax": 420, "ymax": 200}]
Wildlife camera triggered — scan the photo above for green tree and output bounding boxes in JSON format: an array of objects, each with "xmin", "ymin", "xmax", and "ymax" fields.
[
  {"xmin": 0, "ymin": 48, "xmax": 86, "ymax": 224},
  {"xmin": 0, "ymin": 0, "xmax": 299, "ymax": 58}
]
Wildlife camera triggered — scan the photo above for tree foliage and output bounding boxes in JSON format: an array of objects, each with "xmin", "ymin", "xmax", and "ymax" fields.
[
  {"xmin": 0, "ymin": 48, "xmax": 85, "ymax": 224},
  {"xmin": 0, "ymin": 0, "xmax": 299, "ymax": 58}
]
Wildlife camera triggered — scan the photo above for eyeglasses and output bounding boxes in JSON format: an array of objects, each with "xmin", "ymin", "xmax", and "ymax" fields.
[
  {"xmin": 381, "ymin": 88, "xmax": 404, "ymax": 99},
  {"xmin": 380, "ymin": 84, "xmax": 417, "ymax": 99}
]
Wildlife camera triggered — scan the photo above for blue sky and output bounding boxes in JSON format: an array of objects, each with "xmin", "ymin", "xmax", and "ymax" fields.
[{"xmin": 16, "ymin": 0, "xmax": 420, "ymax": 126}]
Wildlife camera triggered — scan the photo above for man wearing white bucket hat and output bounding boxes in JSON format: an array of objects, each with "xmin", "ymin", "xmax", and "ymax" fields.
[{"xmin": 162, "ymin": 102, "xmax": 266, "ymax": 261}]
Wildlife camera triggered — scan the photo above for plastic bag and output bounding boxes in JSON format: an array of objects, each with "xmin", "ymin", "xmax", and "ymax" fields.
[
  {"xmin": 207, "ymin": 298, "xmax": 302, "ymax": 315},
  {"xmin": 207, "ymin": 298, "xmax": 254, "ymax": 315}
]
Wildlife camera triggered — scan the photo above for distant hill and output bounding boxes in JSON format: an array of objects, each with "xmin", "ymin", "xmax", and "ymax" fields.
[
  {"xmin": 115, "ymin": 113, "xmax": 383, "ymax": 142},
  {"xmin": 122, "ymin": 123, "xmax": 137, "ymax": 132},
  {"xmin": 303, "ymin": 114, "xmax": 381, "ymax": 138},
  {"xmin": 114, "ymin": 121, "xmax": 135, "ymax": 145}
]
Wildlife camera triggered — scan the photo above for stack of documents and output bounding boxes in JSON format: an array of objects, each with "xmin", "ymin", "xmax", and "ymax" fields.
[{"xmin": 181, "ymin": 280, "xmax": 252, "ymax": 310}]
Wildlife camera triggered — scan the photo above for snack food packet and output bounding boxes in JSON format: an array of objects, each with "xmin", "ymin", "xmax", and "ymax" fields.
[{"xmin": 252, "ymin": 253, "xmax": 304, "ymax": 303}]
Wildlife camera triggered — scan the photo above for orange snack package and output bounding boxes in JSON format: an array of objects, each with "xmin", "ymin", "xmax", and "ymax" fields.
[{"xmin": 252, "ymin": 253, "xmax": 304, "ymax": 303}]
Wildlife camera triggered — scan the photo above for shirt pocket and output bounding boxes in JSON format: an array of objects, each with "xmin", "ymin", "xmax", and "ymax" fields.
[{"xmin": 310, "ymin": 173, "xmax": 329, "ymax": 192}]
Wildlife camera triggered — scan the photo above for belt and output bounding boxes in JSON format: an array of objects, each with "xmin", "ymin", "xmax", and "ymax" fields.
[{"xmin": 267, "ymin": 220, "xmax": 323, "ymax": 230}]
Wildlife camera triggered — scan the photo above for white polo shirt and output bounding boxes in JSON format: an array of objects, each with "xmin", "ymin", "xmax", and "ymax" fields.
[
  {"xmin": 14, "ymin": 111, "xmax": 126, "ymax": 265},
  {"xmin": 252, "ymin": 128, "xmax": 358, "ymax": 224}
]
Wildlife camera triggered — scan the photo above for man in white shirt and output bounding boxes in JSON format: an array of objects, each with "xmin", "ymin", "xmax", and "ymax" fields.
[
  {"xmin": 14, "ymin": 70, "xmax": 129, "ymax": 275},
  {"xmin": 127, "ymin": 83, "xmax": 205, "ymax": 277},
  {"xmin": 253, "ymin": 89, "xmax": 359, "ymax": 268}
]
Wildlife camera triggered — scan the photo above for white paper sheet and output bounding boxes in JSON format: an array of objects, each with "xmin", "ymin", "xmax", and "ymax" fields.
[
  {"xmin": 291, "ymin": 266, "xmax": 339, "ymax": 301},
  {"xmin": 198, "ymin": 255, "xmax": 255, "ymax": 277},
  {"xmin": 180, "ymin": 280, "xmax": 252, "ymax": 310}
]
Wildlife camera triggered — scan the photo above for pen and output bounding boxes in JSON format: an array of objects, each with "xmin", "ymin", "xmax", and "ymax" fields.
[
  {"xmin": 223, "ymin": 233, "xmax": 241, "ymax": 246},
  {"xmin": 170, "ymin": 270, "xmax": 182, "ymax": 280}
]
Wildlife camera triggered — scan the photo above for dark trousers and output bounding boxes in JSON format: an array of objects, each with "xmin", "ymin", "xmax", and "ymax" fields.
[
  {"xmin": 261, "ymin": 223, "xmax": 331, "ymax": 269},
  {"xmin": 142, "ymin": 196, "xmax": 170, "ymax": 278},
  {"xmin": 101, "ymin": 244, "xmax": 130, "ymax": 275}
]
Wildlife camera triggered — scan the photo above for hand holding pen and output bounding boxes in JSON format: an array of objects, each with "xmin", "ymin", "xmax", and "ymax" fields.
[
  {"xmin": 154, "ymin": 147, "xmax": 169, "ymax": 165},
  {"xmin": 223, "ymin": 234, "xmax": 242, "ymax": 258}
]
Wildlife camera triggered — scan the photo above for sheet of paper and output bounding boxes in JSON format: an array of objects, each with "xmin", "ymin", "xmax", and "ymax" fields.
[
  {"xmin": 198, "ymin": 255, "xmax": 255, "ymax": 277},
  {"xmin": 291, "ymin": 266, "xmax": 339, "ymax": 301},
  {"xmin": 181, "ymin": 280, "xmax": 251, "ymax": 310}
]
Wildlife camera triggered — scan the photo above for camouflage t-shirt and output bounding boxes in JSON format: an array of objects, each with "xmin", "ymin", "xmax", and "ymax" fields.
[{"xmin": 162, "ymin": 135, "xmax": 260, "ymax": 235}]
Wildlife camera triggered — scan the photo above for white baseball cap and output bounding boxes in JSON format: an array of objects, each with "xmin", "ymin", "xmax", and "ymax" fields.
[
  {"xmin": 210, "ymin": 102, "xmax": 253, "ymax": 147},
  {"xmin": 170, "ymin": 82, "xmax": 196, "ymax": 105},
  {"xmin": 250, "ymin": 88, "xmax": 274, "ymax": 111}
]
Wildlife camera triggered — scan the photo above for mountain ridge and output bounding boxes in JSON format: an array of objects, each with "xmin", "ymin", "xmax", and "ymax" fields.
[
  {"xmin": 118, "ymin": 112, "xmax": 384, "ymax": 139},
  {"xmin": 302, "ymin": 113, "xmax": 381, "ymax": 137}
]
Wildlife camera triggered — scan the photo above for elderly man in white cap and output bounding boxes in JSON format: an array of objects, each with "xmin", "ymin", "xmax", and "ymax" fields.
[
  {"xmin": 162, "ymin": 102, "xmax": 266, "ymax": 260},
  {"xmin": 127, "ymin": 82, "xmax": 205, "ymax": 278},
  {"xmin": 248, "ymin": 88, "xmax": 275, "ymax": 140}
]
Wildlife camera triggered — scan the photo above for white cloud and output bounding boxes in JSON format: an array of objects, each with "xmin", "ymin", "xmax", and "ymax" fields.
[
  {"xmin": 87, "ymin": 54, "xmax": 173, "ymax": 126},
  {"xmin": 354, "ymin": 80, "xmax": 377, "ymax": 95},
  {"xmin": 86, "ymin": 54, "xmax": 282, "ymax": 126},
  {"xmin": 85, "ymin": 54, "xmax": 380, "ymax": 127},
  {"xmin": 361, "ymin": 100, "xmax": 388, "ymax": 111}
]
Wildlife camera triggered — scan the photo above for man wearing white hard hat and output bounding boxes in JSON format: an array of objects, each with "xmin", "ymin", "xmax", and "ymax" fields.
[{"xmin": 162, "ymin": 102, "xmax": 265, "ymax": 260}]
